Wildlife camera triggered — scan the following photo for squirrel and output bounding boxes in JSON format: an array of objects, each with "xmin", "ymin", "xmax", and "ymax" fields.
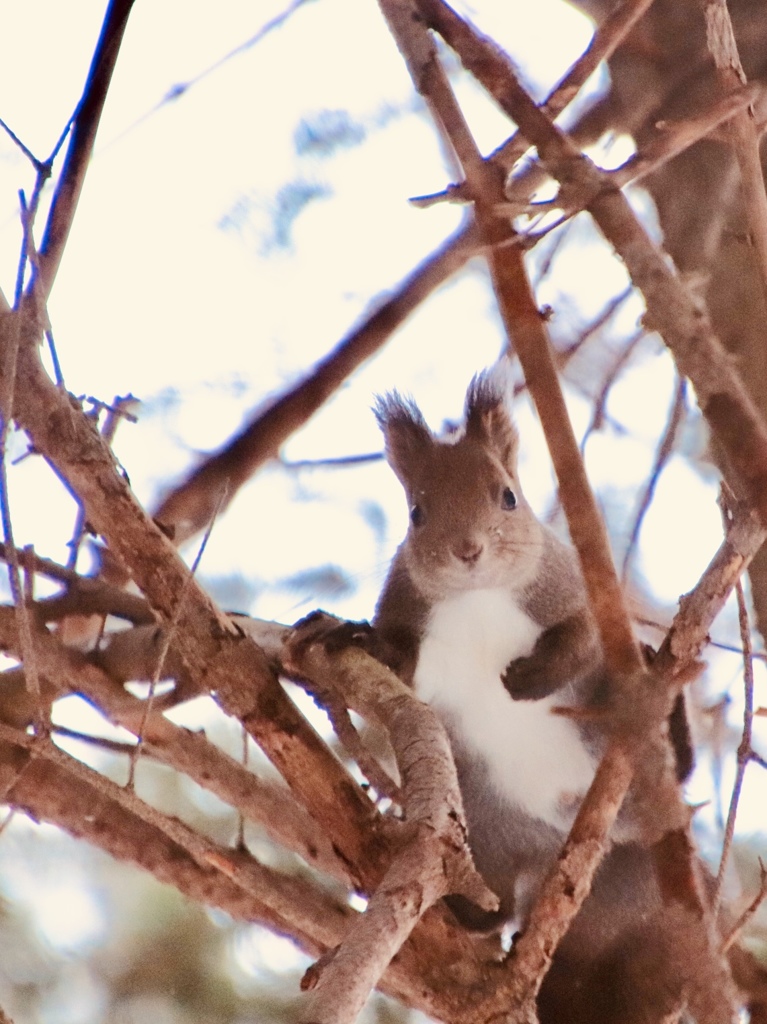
[{"xmin": 371, "ymin": 371, "xmax": 698, "ymax": 1024}]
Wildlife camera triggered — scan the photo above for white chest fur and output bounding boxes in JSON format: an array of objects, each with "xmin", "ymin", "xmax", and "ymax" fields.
[{"xmin": 414, "ymin": 588, "xmax": 596, "ymax": 830}]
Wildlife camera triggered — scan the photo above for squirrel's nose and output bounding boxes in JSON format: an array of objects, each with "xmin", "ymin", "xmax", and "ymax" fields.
[{"xmin": 454, "ymin": 539, "xmax": 483, "ymax": 565}]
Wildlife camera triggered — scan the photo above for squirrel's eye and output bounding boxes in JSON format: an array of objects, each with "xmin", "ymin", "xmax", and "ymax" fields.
[
  {"xmin": 501, "ymin": 487, "xmax": 517, "ymax": 511},
  {"xmin": 410, "ymin": 504, "xmax": 425, "ymax": 527}
]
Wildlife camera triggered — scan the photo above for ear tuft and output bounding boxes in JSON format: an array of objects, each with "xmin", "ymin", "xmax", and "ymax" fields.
[
  {"xmin": 464, "ymin": 372, "xmax": 519, "ymax": 469},
  {"xmin": 374, "ymin": 392, "xmax": 433, "ymax": 485}
]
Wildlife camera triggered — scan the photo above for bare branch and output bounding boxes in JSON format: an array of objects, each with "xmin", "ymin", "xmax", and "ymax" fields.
[
  {"xmin": 284, "ymin": 612, "xmax": 495, "ymax": 1024},
  {"xmin": 128, "ymin": 483, "xmax": 226, "ymax": 786},
  {"xmin": 494, "ymin": 0, "xmax": 658, "ymax": 171},
  {"xmin": 0, "ymin": 605, "xmax": 352, "ymax": 885},
  {"xmin": 581, "ymin": 328, "xmax": 645, "ymax": 447},
  {"xmin": 0, "ymin": 304, "xmax": 45, "ymax": 735},
  {"xmin": 153, "ymin": 221, "xmax": 476, "ymax": 543},
  {"xmin": 610, "ymin": 81, "xmax": 763, "ymax": 190},
  {"xmin": 36, "ymin": 0, "xmax": 135, "ymax": 298},
  {"xmin": 722, "ymin": 860, "xmax": 767, "ymax": 954},
  {"xmin": 702, "ymin": 0, "xmax": 767, "ymax": 311},
  {"xmin": 108, "ymin": 0, "xmax": 314, "ymax": 147},
  {"xmin": 622, "ymin": 376, "xmax": 687, "ymax": 579},
  {"xmin": 0, "ymin": 735, "xmax": 352, "ymax": 956},
  {"xmin": 656, "ymin": 500, "xmax": 766, "ymax": 674},
  {"xmin": 419, "ymin": 0, "xmax": 767, "ymax": 565},
  {"xmin": 714, "ymin": 569, "xmax": 756, "ymax": 910}
]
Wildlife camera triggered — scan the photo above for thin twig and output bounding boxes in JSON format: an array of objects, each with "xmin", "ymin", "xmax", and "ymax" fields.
[
  {"xmin": 0, "ymin": 543, "xmax": 89, "ymax": 585},
  {"xmin": 128, "ymin": 484, "xmax": 227, "ymax": 786},
  {"xmin": 492, "ymin": 0, "xmax": 658, "ymax": 172},
  {"xmin": 0, "ymin": 203, "xmax": 46, "ymax": 734},
  {"xmin": 104, "ymin": 0, "xmax": 314, "ymax": 150},
  {"xmin": 44, "ymin": 329, "xmax": 64, "ymax": 386},
  {"xmin": 622, "ymin": 375, "xmax": 687, "ymax": 579},
  {"xmin": 299, "ymin": 675, "xmax": 401, "ymax": 802},
  {"xmin": 581, "ymin": 328, "xmax": 645, "ymax": 449},
  {"xmin": 52, "ymin": 725, "xmax": 137, "ymax": 756},
  {"xmin": 0, "ymin": 117, "xmax": 41, "ymax": 165},
  {"xmin": 280, "ymin": 452, "xmax": 383, "ymax": 471},
  {"xmin": 714, "ymin": 570, "xmax": 755, "ymax": 911},
  {"xmin": 722, "ymin": 859, "xmax": 767, "ymax": 953},
  {"xmin": 36, "ymin": 0, "xmax": 135, "ymax": 299}
]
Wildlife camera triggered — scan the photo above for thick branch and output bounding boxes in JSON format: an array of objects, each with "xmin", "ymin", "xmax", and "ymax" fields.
[
  {"xmin": 0, "ymin": 606, "xmax": 349, "ymax": 884},
  {"xmin": 9, "ymin": 315, "xmax": 387, "ymax": 888},
  {"xmin": 0, "ymin": 738, "xmax": 352, "ymax": 954},
  {"xmin": 284, "ymin": 613, "xmax": 495, "ymax": 1024}
]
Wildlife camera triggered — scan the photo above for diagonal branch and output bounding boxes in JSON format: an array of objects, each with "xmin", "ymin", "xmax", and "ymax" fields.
[
  {"xmin": 36, "ymin": 0, "xmax": 135, "ymax": 299},
  {"xmin": 493, "ymin": 0, "xmax": 658, "ymax": 172},
  {"xmin": 284, "ymin": 613, "xmax": 495, "ymax": 1024},
  {"xmin": 656, "ymin": 501, "xmax": 766, "ymax": 674},
  {"xmin": 0, "ymin": 604, "xmax": 350, "ymax": 884},
  {"xmin": 0, "ymin": 734, "xmax": 352, "ymax": 956},
  {"xmin": 153, "ymin": 221, "xmax": 477, "ymax": 543},
  {"xmin": 419, "ymin": 0, "xmax": 767, "ymax": 535},
  {"xmin": 10, "ymin": 312, "xmax": 387, "ymax": 889},
  {"xmin": 702, "ymin": 0, "xmax": 767, "ymax": 311}
]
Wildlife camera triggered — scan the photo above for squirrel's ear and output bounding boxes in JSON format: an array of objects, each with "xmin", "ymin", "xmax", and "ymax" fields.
[
  {"xmin": 374, "ymin": 392, "xmax": 433, "ymax": 484},
  {"xmin": 464, "ymin": 374, "xmax": 519, "ymax": 470}
]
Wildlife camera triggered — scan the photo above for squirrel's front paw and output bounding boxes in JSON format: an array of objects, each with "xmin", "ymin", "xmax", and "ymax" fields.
[
  {"xmin": 290, "ymin": 611, "xmax": 377, "ymax": 656},
  {"xmin": 501, "ymin": 657, "xmax": 557, "ymax": 701}
]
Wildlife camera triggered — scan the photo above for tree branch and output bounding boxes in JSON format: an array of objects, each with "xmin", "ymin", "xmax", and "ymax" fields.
[
  {"xmin": 284, "ymin": 612, "xmax": 496, "ymax": 1024},
  {"xmin": 0, "ymin": 605, "xmax": 350, "ymax": 885},
  {"xmin": 12, "ymin": 310, "xmax": 400, "ymax": 884},
  {"xmin": 702, "ymin": 0, "xmax": 767, "ymax": 312},
  {"xmin": 494, "ymin": 0, "xmax": 658, "ymax": 171},
  {"xmin": 0, "ymin": 735, "xmax": 353, "ymax": 956},
  {"xmin": 153, "ymin": 221, "xmax": 477, "ymax": 544},
  {"xmin": 420, "ymin": 0, "xmax": 767, "ymax": 534},
  {"xmin": 36, "ymin": 0, "xmax": 135, "ymax": 298}
]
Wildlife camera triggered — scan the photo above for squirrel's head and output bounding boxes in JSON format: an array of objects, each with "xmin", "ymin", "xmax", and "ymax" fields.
[{"xmin": 375, "ymin": 373, "xmax": 544, "ymax": 598}]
